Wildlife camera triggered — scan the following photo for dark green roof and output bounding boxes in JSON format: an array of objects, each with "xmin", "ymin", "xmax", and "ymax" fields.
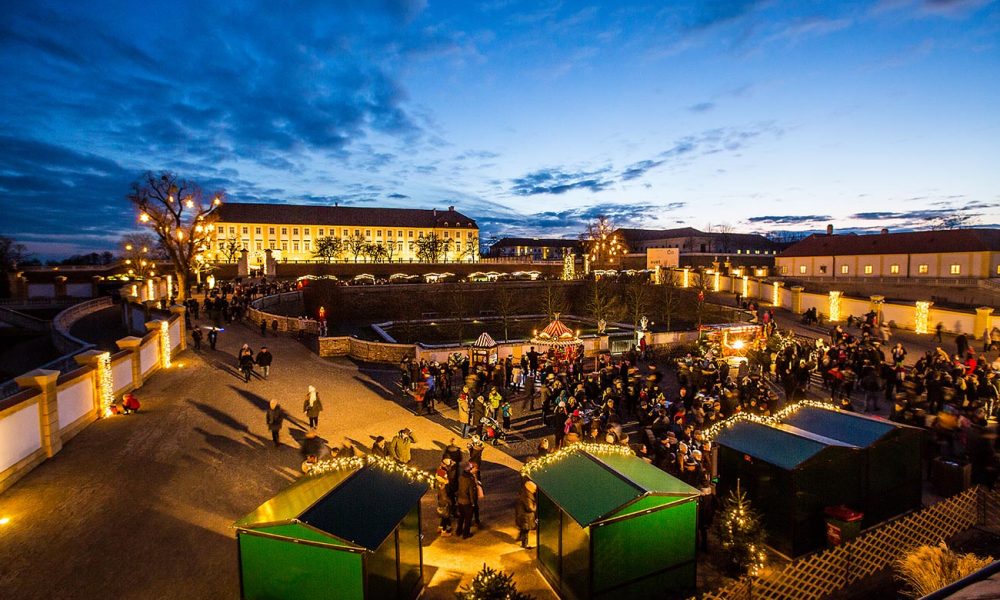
[
  {"xmin": 715, "ymin": 420, "xmax": 857, "ymax": 470},
  {"xmin": 528, "ymin": 449, "xmax": 699, "ymax": 527},
  {"xmin": 782, "ymin": 406, "xmax": 903, "ymax": 448},
  {"xmin": 235, "ymin": 464, "xmax": 428, "ymax": 551}
]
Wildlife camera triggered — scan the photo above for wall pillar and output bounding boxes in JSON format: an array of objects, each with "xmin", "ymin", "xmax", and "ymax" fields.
[
  {"xmin": 91, "ymin": 275, "xmax": 103, "ymax": 298},
  {"xmin": 116, "ymin": 336, "xmax": 144, "ymax": 389},
  {"xmin": 74, "ymin": 349, "xmax": 107, "ymax": 417},
  {"xmin": 238, "ymin": 248, "xmax": 249, "ymax": 278},
  {"xmin": 975, "ymin": 307, "xmax": 994, "ymax": 340},
  {"xmin": 791, "ymin": 286, "xmax": 805, "ymax": 315},
  {"xmin": 170, "ymin": 305, "xmax": 188, "ymax": 352},
  {"xmin": 15, "ymin": 271, "xmax": 28, "ymax": 299},
  {"xmin": 14, "ymin": 369, "xmax": 63, "ymax": 458},
  {"xmin": 54, "ymin": 275, "xmax": 68, "ymax": 298},
  {"xmin": 772, "ymin": 281, "xmax": 783, "ymax": 307}
]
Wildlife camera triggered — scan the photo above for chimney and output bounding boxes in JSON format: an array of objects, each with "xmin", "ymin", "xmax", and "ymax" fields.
[
  {"xmin": 334, "ymin": 201, "xmax": 338, "ymax": 207},
  {"xmin": 880, "ymin": 228, "xmax": 889, "ymax": 235},
  {"xmin": 433, "ymin": 208, "xmax": 437, "ymax": 217},
  {"xmin": 826, "ymin": 224, "xmax": 834, "ymax": 236},
  {"xmin": 448, "ymin": 205, "xmax": 455, "ymax": 212}
]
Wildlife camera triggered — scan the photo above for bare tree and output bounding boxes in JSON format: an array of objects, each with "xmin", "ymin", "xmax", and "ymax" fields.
[
  {"xmin": 541, "ymin": 284, "xmax": 568, "ymax": 320},
  {"xmin": 127, "ymin": 172, "xmax": 223, "ymax": 300},
  {"xmin": 657, "ymin": 276, "xmax": 682, "ymax": 330},
  {"xmin": 494, "ymin": 286, "xmax": 522, "ymax": 341},
  {"xmin": 345, "ymin": 234, "xmax": 367, "ymax": 262},
  {"xmin": 218, "ymin": 238, "xmax": 242, "ymax": 263},
  {"xmin": 714, "ymin": 223, "xmax": 736, "ymax": 253},
  {"xmin": 313, "ymin": 236, "xmax": 343, "ymax": 263},
  {"xmin": 120, "ymin": 233, "xmax": 159, "ymax": 279},
  {"xmin": 415, "ymin": 233, "xmax": 452, "ymax": 263},
  {"xmin": 584, "ymin": 279, "xmax": 621, "ymax": 323},
  {"xmin": 624, "ymin": 280, "xmax": 652, "ymax": 328}
]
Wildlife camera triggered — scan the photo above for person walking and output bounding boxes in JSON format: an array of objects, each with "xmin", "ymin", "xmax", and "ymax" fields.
[
  {"xmin": 515, "ymin": 479, "xmax": 538, "ymax": 548},
  {"xmin": 260, "ymin": 318, "xmax": 267, "ymax": 337},
  {"xmin": 239, "ymin": 344, "xmax": 255, "ymax": 382},
  {"xmin": 500, "ymin": 398, "xmax": 512, "ymax": 431},
  {"xmin": 255, "ymin": 346, "xmax": 273, "ymax": 379},
  {"xmin": 303, "ymin": 385, "xmax": 323, "ymax": 428},
  {"xmin": 458, "ymin": 388, "xmax": 472, "ymax": 438},
  {"xmin": 388, "ymin": 428, "xmax": 415, "ymax": 464},
  {"xmin": 207, "ymin": 326, "xmax": 218, "ymax": 350},
  {"xmin": 935, "ymin": 322, "xmax": 944, "ymax": 343},
  {"xmin": 435, "ymin": 461, "xmax": 454, "ymax": 536},
  {"xmin": 265, "ymin": 400, "xmax": 285, "ymax": 447},
  {"xmin": 191, "ymin": 327, "xmax": 202, "ymax": 350},
  {"xmin": 521, "ymin": 369, "xmax": 536, "ymax": 411},
  {"xmin": 455, "ymin": 462, "xmax": 477, "ymax": 539}
]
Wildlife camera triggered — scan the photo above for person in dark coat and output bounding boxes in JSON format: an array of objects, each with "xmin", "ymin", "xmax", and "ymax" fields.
[
  {"xmin": 191, "ymin": 327, "xmax": 202, "ymax": 350},
  {"xmin": 455, "ymin": 463, "xmax": 478, "ymax": 539},
  {"xmin": 255, "ymin": 346, "xmax": 273, "ymax": 379},
  {"xmin": 515, "ymin": 479, "xmax": 538, "ymax": 548},
  {"xmin": 207, "ymin": 326, "xmax": 218, "ymax": 350},
  {"xmin": 435, "ymin": 463, "xmax": 454, "ymax": 536},
  {"xmin": 238, "ymin": 344, "xmax": 255, "ymax": 382},
  {"xmin": 303, "ymin": 385, "xmax": 323, "ymax": 427},
  {"xmin": 265, "ymin": 400, "xmax": 284, "ymax": 447},
  {"xmin": 371, "ymin": 435, "xmax": 389, "ymax": 458}
]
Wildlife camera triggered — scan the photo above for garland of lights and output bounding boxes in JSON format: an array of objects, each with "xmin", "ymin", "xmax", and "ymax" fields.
[
  {"xmin": 702, "ymin": 399, "xmax": 841, "ymax": 441},
  {"xmin": 97, "ymin": 351, "xmax": 115, "ymax": 417},
  {"xmin": 159, "ymin": 320, "xmax": 171, "ymax": 368},
  {"xmin": 562, "ymin": 252, "xmax": 575, "ymax": 281},
  {"xmin": 306, "ymin": 454, "xmax": 439, "ymax": 487},
  {"xmin": 521, "ymin": 442, "xmax": 634, "ymax": 477}
]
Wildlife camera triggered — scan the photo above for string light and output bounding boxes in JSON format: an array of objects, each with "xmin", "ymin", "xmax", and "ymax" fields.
[
  {"xmin": 139, "ymin": 213, "xmax": 150, "ymax": 223},
  {"xmin": 772, "ymin": 282, "xmax": 781, "ymax": 307},
  {"xmin": 703, "ymin": 399, "xmax": 841, "ymax": 441},
  {"xmin": 742, "ymin": 275, "xmax": 749, "ymax": 297},
  {"xmin": 562, "ymin": 252, "xmax": 575, "ymax": 281},
  {"xmin": 915, "ymin": 301, "xmax": 932, "ymax": 334},
  {"xmin": 829, "ymin": 290, "xmax": 843, "ymax": 322},
  {"xmin": 306, "ymin": 455, "xmax": 439, "ymax": 487},
  {"xmin": 160, "ymin": 320, "xmax": 171, "ymax": 368},
  {"xmin": 682, "ymin": 268, "xmax": 690, "ymax": 288},
  {"xmin": 521, "ymin": 442, "xmax": 634, "ymax": 477},
  {"xmin": 714, "ymin": 271, "xmax": 721, "ymax": 292},
  {"xmin": 97, "ymin": 351, "xmax": 115, "ymax": 417}
]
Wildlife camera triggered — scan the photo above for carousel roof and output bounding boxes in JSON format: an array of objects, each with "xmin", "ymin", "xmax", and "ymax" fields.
[
  {"xmin": 472, "ymin": 332, "xmax": 497, "ymax": 348},
  {"xmin": 531, "ymin": 315, "xmax": 581, "ymax": 346}
]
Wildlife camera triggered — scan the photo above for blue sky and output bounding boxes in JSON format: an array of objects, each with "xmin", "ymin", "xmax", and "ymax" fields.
[{"xmin": 1, "ymin": 0, "xmax": 998, "ymax": 257}]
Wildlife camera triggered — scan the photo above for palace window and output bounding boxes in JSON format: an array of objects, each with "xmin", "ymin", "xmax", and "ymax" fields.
[
  {"xmin": 255, "ymin": 227, "xmax": 261, "ymax": 235},
  {"xmin": 281, "ymin": 227, "xmax": 287, "ymax": 235},
  {"xmin": 292, "ymin": 228, "xmax": 299, "ymax": 236},
  {"xmin": 293, "ymin": 242, "xmax": 299, "ymax": 252},
  {"xmin": 799, "ymin": 265, "xmax": 807, "ymax": 274},
  {"xmin": 918, "ymin": 264, "xmax": 929, "ymax": 274},
  {"xmin": 408, "ymin": 231, "xmax": 414, "ymax": 238},
  {"xmin": 281, "ymin": 242, "xmax": 288, "ymax": 251},
  {"xmin": 365, "ymin": 229, "xmax": 371, "ymax": 238},
  {"xmin": 889, "ymin": 264, "xmax": 900, "ymax": 274},
  {"xmin": 819, "ymin": 265, "xmax": 828, "ymax": 274},
  {"xmin": 864, "ymin": 265, "xmax": 873, "ymax": 274},
  {"xmin": 255, "ymin": 241, "xmax": 262, "ymax": 250},
  {"xmin": 242, "ymin": 227, "xmax": 248, "ymax": 235},
  {"xmin": 950, "ymin": 264, "xmax": 961, "ymax": 275},
  {"xmin": 229, "ymin": 227, "xmax": 236, "ymax": 235},
  {"xmin": 318, "ymin": 228, "xmax": 324, "ymax": 236},
  {"xmin": 269, "ymin": 227, "xmax": 275, "ymax": 235},
  {"xmin": 841, "ymin": 265, "xmax": 849, "ymax": 274},
  {"xmin": 304, "ymin": 241, "xmax": 311, "ymax": 251},
  {"xmin": 269, "ymin": 242, "xmax": 276, "ymax": 249}
]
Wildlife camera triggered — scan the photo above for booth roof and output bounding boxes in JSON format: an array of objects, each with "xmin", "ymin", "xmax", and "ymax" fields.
[
  {"xmin": 472, "ymin": 332, "xmax": 497, "ymax": 348},
  {"xmin": 715, "ymin": 420, "xmax": 858, "ymax": 471},
  {"xmin": 529, "ymin": 449, "xmax": 699, "ymax": 527},
  {"xmin": 782, "ymin": 406, "xmax": 907, "ymax": 448},
  {"xmin": 235, "ymin": 464, "xmax": 428, "ymax": 551}
]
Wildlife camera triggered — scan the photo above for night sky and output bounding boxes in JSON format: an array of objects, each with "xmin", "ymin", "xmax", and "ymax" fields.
[{"xmin": 2, "ymin": 0, "xmax": 998, "ymax": 257}]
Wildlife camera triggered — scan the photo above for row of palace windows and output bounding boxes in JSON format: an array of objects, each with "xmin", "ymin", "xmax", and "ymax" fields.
[
  {"xmin": 795, "ymin": 263, "xmax": 963, "ymax": 275},
  {"xmin": 219, "ymin": 225, "xmax": 474, "ymax": 239},
  {"xmin": 223, "ymin": 240, "xmax": 464, "ymax": 253}
]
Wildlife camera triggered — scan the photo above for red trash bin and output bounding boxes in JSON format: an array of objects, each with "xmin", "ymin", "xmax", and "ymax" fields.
[{"xmin": 824, "ymin": 505, "xmax": 864, "ymax": 546}]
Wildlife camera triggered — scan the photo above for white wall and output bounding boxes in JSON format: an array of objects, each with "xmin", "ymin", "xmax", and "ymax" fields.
[
  {"xmin": 140, "ymin": 342, "xmax": 159, "ymax": 374},
  {"xmin": 933, "ymin": 309, "xmax": 975, "ymax": 335},
  {"xmin": 169, "ymin": 320, "xmax": 181, "ymax": 352},
  {"xmin": 112, "ymin": 358, "xmax": 133, "ymax": 394},
  {"xmin": 27, "ymin": 283, "xmax": 55, "ymax": 298},
  {"xmin": 0, "ymin": 403, "xmax": 42, "ymax": 472},
  {"xmin": 57, "ymin": 378, "xmax": 95, "ymax": 430},
  {"xmin": 67, "ymin": 283, "xmax": 93, "ymax": 297}
]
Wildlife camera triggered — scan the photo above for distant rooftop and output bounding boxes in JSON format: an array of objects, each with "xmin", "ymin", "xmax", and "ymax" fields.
[
  {"xmin": 490, "ymin": 237, "xmax": 581, "ymax": 248},
  {"xmin": 779, "ymin": 228, "xmax": 1000, "ymax": 258},
  {"xmin": 213, "ymin": 202, "xmax": 477, "ymax": 229}
]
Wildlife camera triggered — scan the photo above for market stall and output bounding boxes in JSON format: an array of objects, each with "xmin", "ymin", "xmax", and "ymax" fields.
[
  {"xmin": 781, "ymin": 406, "xmax": 923, "ymax": 526},
  {"xmin": 698, "ymin": 323, "xmax": 765, "ymax": 367},
  {"xmin": 470, "ymin": 331, "xmax": 498, "ymax": 366},
  {"xmin": 235, "ymin": 459, "xmax": 428, "ymax": 600},
  {"xmin": 530, "ymin": 313, "xmax": 583, "ymax": 362},
  {"xmin": 526, "ymin": 445, "xmax": 700, "ymax": 599},
  {"xmin": 714, "ymin": 420, "xmax": 864, "ymax": 557}
]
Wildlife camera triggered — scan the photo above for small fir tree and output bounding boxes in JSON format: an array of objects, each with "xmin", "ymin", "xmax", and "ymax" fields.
[
  {"xmin": 456, "ymin": 564, "xmax": 535, "ymax": 600},
  {"xmin": 716, "ymin": 481, "xmax": 767, "ymax": 575}
]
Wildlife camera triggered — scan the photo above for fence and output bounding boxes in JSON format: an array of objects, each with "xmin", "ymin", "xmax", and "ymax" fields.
[
  {"xmin": 51, "ymin": 296, "xmax": 112, "ymax": 354},
  {"xmin": 699, "ymin": 486, "xmax": 1000, "ymax": 600}
]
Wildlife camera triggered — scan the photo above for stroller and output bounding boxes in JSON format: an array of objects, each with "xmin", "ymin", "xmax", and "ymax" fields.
[{"xmin": 480, "ymin": 416, "xmax": 507, "ymax": 446}]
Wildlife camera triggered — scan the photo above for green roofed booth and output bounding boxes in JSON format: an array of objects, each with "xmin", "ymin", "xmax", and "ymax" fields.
[
  {"xmin": 715, "ymin": 420, "xmax": 864, "ymax": 557},
  {"xmin": 527, "ymin": 446, "xmax": 700, "ymax": 600},
  {"xmin": 781, "ymin": 406, "xmax": 923, "ymax": 527},
  {"xmin": 234, "ymin": 462, "xmax": 427, "ymax": 600}
]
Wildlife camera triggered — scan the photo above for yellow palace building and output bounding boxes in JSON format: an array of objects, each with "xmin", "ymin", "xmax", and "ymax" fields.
[{"xmin": 208, "ymin": 202, "xmax": 479, "ymax": 264}]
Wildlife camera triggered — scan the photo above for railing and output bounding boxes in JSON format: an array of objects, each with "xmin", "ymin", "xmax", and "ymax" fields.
[
  {"xmin": 51, "ymin": 297, "xmax": 112, "ymax": 355},
  {"xmin": 778, "ymin": 276, "xmax": 981, "ymax": 286},
  {"xmin": 0, "ymin": 297, "xmax": 81, "ymax": 308},
  {"xmin": 699, "ymin": 486, "xmax": 1000, "ymax": 600},
  {"xmin": 978, "ymin": 278, "xmax": 1000, "ymax": 291},
  {"xmin": 0, "ymin": 307, "xmax": 51, "ymax": 332}
]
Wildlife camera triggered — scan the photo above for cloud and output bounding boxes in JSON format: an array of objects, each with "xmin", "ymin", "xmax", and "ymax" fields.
[
  {"xmin": 683, "ymin": 1, "xmax": 765, "ymax": 31},
  {"xmin": 510, "ymin": 166, "xmax": 615, "ymax": 196},
  {"xmin": 688, "ymin": 102, "xmax": 716, "ymax": 113},
  {"xmin": 747, "ymin": 214, "xmax": 832, "ymax": 225},
  {"xmin": 872, "ymin": 0, "xmax": 994, "ymax": 17}
]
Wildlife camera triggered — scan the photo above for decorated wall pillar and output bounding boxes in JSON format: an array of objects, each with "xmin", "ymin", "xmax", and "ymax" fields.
[
  {"xmin": 772, "ymin": 281, "xmax": 783, "ymax": 307},
  {"xmin": 914, "ymin": 301, "xmax": 933, "ymax": 334},
  {"xmin": 975, "ymin": 307, "xmax": 994, "ymax": 340},
  {"xmin": 74, "ymin": 349, "xmax": 114, "ymax": 417},
  {"xmin": 828, "ymin": 291, "xmax": 843, "ymax": 322},
  {"xmin": 54, "ymin": 275, "xmax": 68, "ymax": 298},
  {"xmin": 91, "ymin": 275, "xmax": 103, "ymax": 298},
  {"xmin": 238, "ymin": 248, "xmax": 249, "ymax": 278},
  {"xmin": 790, "ymin": 286, "xmax": 805, "ymax": 314},
  {"xmin": 14, "ymin": 369, "xmax": 63, "ymax": 457}
]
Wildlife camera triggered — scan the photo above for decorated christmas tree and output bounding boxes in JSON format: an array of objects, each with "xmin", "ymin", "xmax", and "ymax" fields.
[
  {"xmin": 716, "ymin": 481, "xmax": 767, "ymax": 575},
  {"xmin": 456, "ymin": 564, "xmax": 535, "ymax": 600}
]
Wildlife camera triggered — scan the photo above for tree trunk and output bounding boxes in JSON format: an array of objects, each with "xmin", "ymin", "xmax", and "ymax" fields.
[{"xmin": 175, "ymin": 269, "xmax": 189, "ymax": 301}]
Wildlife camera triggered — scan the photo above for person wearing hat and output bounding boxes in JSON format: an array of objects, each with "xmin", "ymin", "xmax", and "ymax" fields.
[
  {"xmin": 388, "ymin": 428, "xmax": 415, "ymax": 464},
  {"xmin": 455, "ymin": 462, "xmax": 478, "ymax": 539},
  {"xmin": 515, "ymin": 479, "xmax": 538, "ymax": 548}
]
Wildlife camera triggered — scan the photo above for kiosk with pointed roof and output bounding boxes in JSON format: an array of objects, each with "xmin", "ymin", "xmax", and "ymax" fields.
[
  {"xmin": 525, "ymin": 445, "xmax": 700, "ymax": 599},
  {"xmin": 470, "ymin": 331, "xmax": 498, "ymax": 366},
  {"xmin": 234, "ymin": 461, "xmax": 427, "ymax": 600}
]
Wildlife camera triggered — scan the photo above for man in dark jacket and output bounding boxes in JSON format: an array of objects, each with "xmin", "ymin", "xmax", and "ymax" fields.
[
  {"xmin": 455, "ymin": 463, "xmax": 478, "ymax": 539},
  {"xmin": 265, "ymin": 400, "xmax": 284, "ymax": 447},
  {"xmin": 255, "ymin": 346, "xmax": 273, "ymax": 379},
  {"xmin": 515, "ymin": 479, "xmax": 538, "ymax": 548},
  {"xmin": 207, "ymin": 326, "xmax": 218, "ymax": 350}
]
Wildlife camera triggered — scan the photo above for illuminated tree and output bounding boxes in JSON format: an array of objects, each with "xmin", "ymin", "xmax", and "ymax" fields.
[
  {"xmin": 119, "ymin": 233, "xmax": 158, "ymax": 279},
  {"xmin": 457, "ymin": 564, "xmax": 534, "ymax": 600},
  {"xmin": 345, "ymin": 234, "xmax": 367, "ymax": 262},
  {"xmin": 219, "ymin": 238, "xmax": 242, "ymax": 263},
  {"xmin": 415, "ymin": 233, "xmax": 451, "ymax": 263},
  {"xmin": 313, "ymin": 236, "xmax": 343, "ymax": 263},
  {"xmin": 460, "ymin": 234, "xmax": 480, "ymax": 262},
  {"xmin": 716, "ymin": 482, "xmax": 767, "ymax": 576},
  {"xmin": 127, "ymin": 172, "xmax": 223, "ymax": 301},
  {"xmin": 581, "ymin": 216, "xmax": 626, "ymax": 268}
]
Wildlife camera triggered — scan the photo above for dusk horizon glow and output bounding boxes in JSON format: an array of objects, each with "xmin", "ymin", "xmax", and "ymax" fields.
[{"xmin": 2, "ymin": 0, "xmax": 999, "ymax": 258}]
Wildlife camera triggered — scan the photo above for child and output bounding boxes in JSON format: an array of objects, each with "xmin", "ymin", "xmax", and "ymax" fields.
[
  {"xmin": 500, "ymin": 398, "xmax": 512, "ymax": 431},
  {"xmin": 122, "ymin": 392, "xmax": 141, "ymax": 414}
]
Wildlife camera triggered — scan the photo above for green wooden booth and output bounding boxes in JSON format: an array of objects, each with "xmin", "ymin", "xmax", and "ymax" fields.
[
  {"xmin": 715, "ymin": 420, "xmax": 864, "ymax": 557},
  {"xmin": 781, "ymin": 406, "xmax": 923, "ymax": 527},
  {"xmin": 528, "ymin": 448, "xmax": 701, "ymax": 600},
  {"xmin": 235, "ymin": 462, "xmax": 428, "ymax": 600}
]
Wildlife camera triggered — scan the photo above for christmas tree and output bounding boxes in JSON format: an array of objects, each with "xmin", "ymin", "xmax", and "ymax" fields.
[
  {"xmin": 456, "ymin": 564, "xmax": 535, "ymax": 600},
  {"xmin": 716, "ymin": 481, "xmax": 767, "ymax": 575}
]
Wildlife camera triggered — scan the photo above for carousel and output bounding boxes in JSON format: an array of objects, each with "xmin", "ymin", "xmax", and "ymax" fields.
[
  {"xmin": 470, "ymin": 332, "xmax": 499, "ymax": 366},
  {"xmin": 530, "ymin": 314, "xmax": 584, "ymax": 361}
]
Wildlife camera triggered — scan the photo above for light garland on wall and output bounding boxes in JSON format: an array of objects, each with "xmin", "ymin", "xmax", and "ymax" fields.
[
  {"xmin": 742, "ymin": 275, "xmax": 749, "ymax": 298},
  {"xmin": 562, "ymin": 253, "xmax": 575, "ymax": 281},
  {"xmin": 772, "ymin": 283, "xmax": 781, "ymax": 307},
  {"xmin": 305, "ymin": 454, "xmax": 439, "ymax": 487},
  {"xmin": 97, "ymin": 351, "xmax": 115, "ymax": 417},
  {"xmin": 714, "ymin": 271, "xmax": 721, "ymax": 292},
  {"xmin": 682, "ymin": 268, "xmax": 690, "ymax": 288},
  {"xmin": 166, "ymin": 274, "xmax": 173, "ymax": 300},
  {"xmin": 915, "ymin": 301, "xmax": 932, "ymax": 334},
  {"xmin": 702, "ymin": 399, "xmax": 840, "ymax": 441},
  {"xmin": 159, "ymin": 320, "xmax": 171, "ymax": 368},
  {"xmin": 828, "ymin": 291, "xmax": 843, "ymax": 322},
  {"xmin": 146, "ymin": 278, "xmax": 154, "ymax": 300},
  {"xmin": 521, "ymin": 442, "xmax": 634, "ymax": 477}
]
